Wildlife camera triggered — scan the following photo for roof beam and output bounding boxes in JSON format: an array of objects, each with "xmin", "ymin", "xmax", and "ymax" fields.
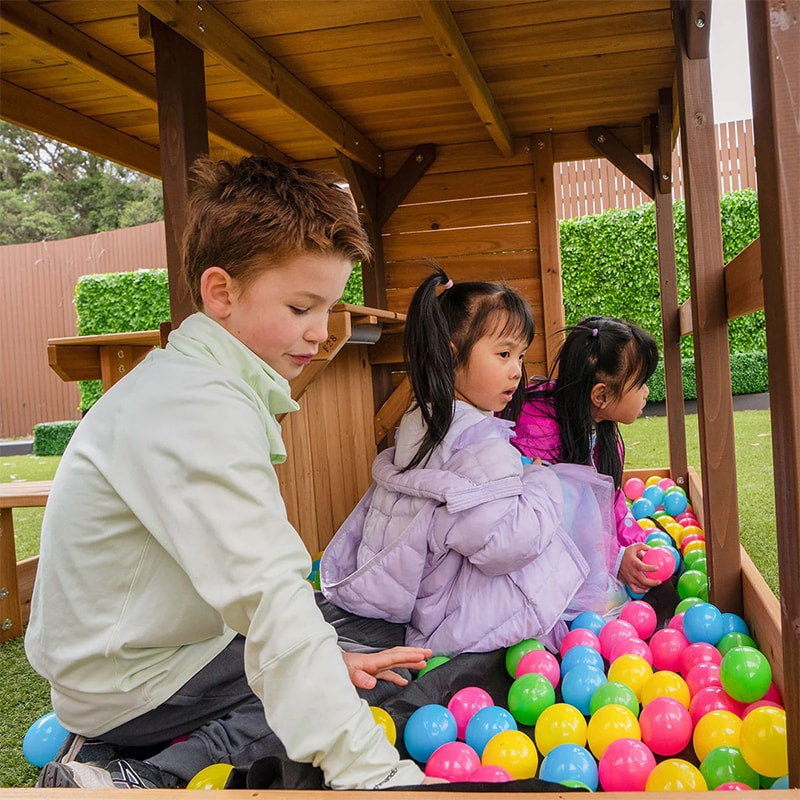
[
  {"xmin": 0, "ymin": 79, "xmax": 162, "ymax": 176},
  {"xmin": 138, "ymin": 0, "xmax": 383, "ymax": 175},
  {"xmin": 0, "ymin": 0, "xmax": 288, "ymax": 164},
  {"xmin": 415, "ymin": 1, "xmax": 514, "ymax": 157},
  {"xmin": 588, "ymin": 125, "xmax": 655, "ymax": 197}
]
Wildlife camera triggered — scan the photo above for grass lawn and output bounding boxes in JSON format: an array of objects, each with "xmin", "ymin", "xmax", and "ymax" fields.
[{"xmin": 0, "ymin": 411, "xmax": 779, "ymax": 786}]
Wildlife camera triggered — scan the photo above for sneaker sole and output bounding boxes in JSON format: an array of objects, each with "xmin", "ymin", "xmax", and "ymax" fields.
[{"xmin": 36, "ymin": 762, "xmax": 80, "ymax": 788}]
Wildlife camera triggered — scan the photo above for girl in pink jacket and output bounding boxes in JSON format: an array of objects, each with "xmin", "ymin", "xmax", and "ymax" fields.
[{"xmin": 511, "ymin": 316, "xmax": 662, "ymax": 595}]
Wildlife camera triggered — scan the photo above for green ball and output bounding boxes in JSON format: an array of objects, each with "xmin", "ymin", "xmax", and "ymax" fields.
[
  {"xmin": 505, "ymin": 638, "xmax": 544, "ymax": 677},
  {"xmin": 507, "ymin": 672, "xmax": 555, "ymax": 726},
  {"xmin": 675, "ymin": 596, "xmax": 704, "ymax": 614},
  {"xmin": 683, "ymin": 549, "xmax": 706, "ymax": 570},
  {"xmin": 700, "ymin": 745, "xmax": 759, "ymax": 789},
  {"xmin": 417, "ymin": 655, "xmax": 450, "ymax": 678},
  {"xmin": 677, "ymin": 569, "xmax": 708, "ymax": 601},
  {"xmin": 589, "ymin": 680, "xmax": 640, "ymax": 717},
  {"xmin": 719, "ymin": 645, "xmax": 772, "ymax": 702},
  {"xmin": 717, "ymin": 632, "xmax": 757, "ymax": 656},
  {"xmin": 690, "ymin": 556, "xmax": 707, "ymax": 574},
  {"xmin": 561, "ymin": 779, "xmax": 592, "ymax": 791}
]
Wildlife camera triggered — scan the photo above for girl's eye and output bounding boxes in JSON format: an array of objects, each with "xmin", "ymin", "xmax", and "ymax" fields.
[
  {"xmin": 290, "ymin": 306, "xmax": 309, "ymax": 315},
  {"xmin": 499, "ymin": 351, "xmax": 510, "ymax": 358}
]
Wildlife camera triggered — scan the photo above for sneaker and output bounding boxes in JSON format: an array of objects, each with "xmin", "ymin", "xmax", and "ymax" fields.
[
  {"xmin": 107, "ymin": 758, "xmax": 182, "ymax": 789},
  {"xmin": 36, "ymin": 760, "xmax": 115, "ymax": 788}
]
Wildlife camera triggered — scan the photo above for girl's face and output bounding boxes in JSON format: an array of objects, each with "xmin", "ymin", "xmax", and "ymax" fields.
[
  {"xmin": 593, "ymin": 378, "xmax": 650, "ymax": 424},
  {"xmin": 453, "ymin": 327, "xmax": 529, "ymax": 413},
  {"xmin": 219, "ymin": 251, "xmax": 352, "ymax": 380}
]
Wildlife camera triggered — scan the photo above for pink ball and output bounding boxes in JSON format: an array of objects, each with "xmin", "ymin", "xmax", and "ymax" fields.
[
  {"xmin": 680, "ymin": 642, "xmax": 722, "ymax": 677},
  {"xmin": 680, "ymin": 533, "xmax": 705, "ymax": 552},
  {"xmin": 447, "ymin": 687, "xmax": 494, "ymax": 741},
  {"xmin": 641, "ymin": 547, "xmax": 673, "ymax": 582},
  {"xmin": 467, "ymin": 765, "xmax": 513, "ymax": 783},
  {"xmin": 624, "ymin": 477, "xmax": 646, "ymax": 501},
  {"xmin": 743, "ymin": 699, "xmax": 784, "ymax": 716},
  {"xmin": 598, "ymin": 618, "xmax": 638, "ymax": 660},
  {"xmin": 639, "ymin": 696, "xmax": 693, "ymax": 756},
  {"xmin": 425, "ymin": 741, "xmax": 481, "ymax": 781},
  {"xmin": 598, "ymin": 738, "xmax": 656, "ymax": 792},
  {"xmin": 560, "ymin": 627, "xmax": 601, "ymax": 657},
  {"xmin": 650, "ymin": 628, "xmax": 690, "ymax": 672},
  {"xmin": 515, "ymin": 650, "xmax": 560, "ymax": 690},
  {"xmin": 668, "ymin": 612, "xmax": 686, "ymax": 634},
  {"xmin": 689, "ymin": 686, "xmax": 745, "ymax": 726},
  {"xmin": 658, "ymin": 478, "xmax": 677, "ymax": 491},
  {"xmin": 620, "ymin": 601, "xmax": 657, "ymax": 640},
  {"xmin": 676, "ymin": 513, "xmax": 698, "ymax": 526},
  {"xmin": 762, "ymin": 682, "xmax": 783, "ymax": 705},
  {"xmin": 685, "ymin": 661, "xmax": 722, "ymax": 696},
  {"xmin": 715, "ymin": 782, "xmax": 753, "ymax": 791},
  {"xmin": 609, "ymin": 637, "xmax": 653, "ymax": 666}
]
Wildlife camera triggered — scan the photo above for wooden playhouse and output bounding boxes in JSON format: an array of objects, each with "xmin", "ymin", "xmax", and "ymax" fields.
[{"xmin": 0, "ymin": 0, "xmax": 797, "ymax": 794}]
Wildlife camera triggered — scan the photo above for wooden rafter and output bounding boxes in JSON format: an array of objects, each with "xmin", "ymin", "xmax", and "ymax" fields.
[
  {"xmin": 0, "ymin": 0, "xmax": 288, "ymax": 165},
  {"xmin": 588, "ymin": 125, "xmax": 655, "ymax": 197},
  {"xmin": 415, "ymin": 1, "xmax": 514, "ymax": 157},
  {"xmin": 138, "ymin": 0, "xmax": 383, "ymax": 175}
]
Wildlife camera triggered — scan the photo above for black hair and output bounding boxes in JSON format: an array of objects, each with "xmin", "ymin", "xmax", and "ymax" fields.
[
  {"xmin": 403, "ymin": 262, "xmax": 535, "ymax": 469},
  {"xmin": 527, "ymin": 315, "xmax": 659, "ymax": 488}
]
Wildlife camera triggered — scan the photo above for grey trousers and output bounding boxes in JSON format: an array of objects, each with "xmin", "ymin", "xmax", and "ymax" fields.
[{"xmin": 100, "ymin": 595, "xmax": 408, "ymax": 782}]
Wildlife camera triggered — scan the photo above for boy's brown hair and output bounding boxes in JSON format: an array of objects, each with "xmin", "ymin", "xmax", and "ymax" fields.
[{"xmin": 182, "ymin": 156, "xmax": 372, "ymax": 309}]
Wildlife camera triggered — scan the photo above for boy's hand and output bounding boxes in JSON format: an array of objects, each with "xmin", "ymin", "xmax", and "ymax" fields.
[
  {"xmin": 342, "ymin": 647, "xmax": 433, "ymax": 690},
  {"xmin": 618, "ymin": 544, "xmax": 662, "ymax": 594}
]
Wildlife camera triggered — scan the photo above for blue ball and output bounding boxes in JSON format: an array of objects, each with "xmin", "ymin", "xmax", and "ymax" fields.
[
  {"xmin": 560, "ymin": 644, "xmax": 604, "ymax": 677},
  {"xmin": 631, "ymin": 497, "xmax": 656, "ymax": 520},
  {"xmin": 642, "ymin": 484, "xmax": 665, "ymax": 508},
  {"xmin": 539, "ymin": 743, "xmax": 599, "ymax": 791},
  {"xmin": 646, "ymin": 531, "xmax": 672, "ymax": 548},
  {"xmin": 721, "ymin": 612, "xmax": 750, "ymax": 637},
  {"xmin": 626, "ymin": 584, "xmax": 646, "ymax": 600},
  {"xmin": 569, "ymin": 611, "xmax": 606, "ymax": 637},
  {"xmin": 464, "ymin": 705, "xmax": 517, "ymax": 758},
  {"xmin": 770, "ymin": 775, "xmax": 790, "ymax": 790},
  {"xmin": 665, "ymin": 545, "xmax": 682, "ymax": 576},
  {"xmin": 663, "ymin": 490, "xmax": 688, "ymax": 516},
  {"xmin": 682, "ymin": 601, "xmax": 724, "ymax": 644},
  {"xmin": 560, "ymin": 664, "xmax": 607, "ymax": 716},
  {"xmin": 403, "ymin": 704, "xmax": 457, "ymax": 763},
  {"xmin": 23, "ymin": 711, "xmax": 70, "ymax": 768}
]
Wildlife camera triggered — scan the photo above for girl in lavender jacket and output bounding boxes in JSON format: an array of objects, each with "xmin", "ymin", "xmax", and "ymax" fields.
[
  {"xmin": 513, "ymin": 316, "xmax": 663, "ymax": 596},
  {"xmin": 321, "ymin": 266, "xmax": 591, "ymax": 656}
]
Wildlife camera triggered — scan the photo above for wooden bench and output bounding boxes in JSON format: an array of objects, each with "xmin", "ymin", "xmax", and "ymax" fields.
[{"xmin": 0, "ymin": 481, "xmax": 51, "ymax": 642}]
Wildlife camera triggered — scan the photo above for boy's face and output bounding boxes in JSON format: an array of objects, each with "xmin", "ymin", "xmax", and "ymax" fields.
[{"xmin": 222, "ymin": 252, "xmax": 353, "ymax": 380}]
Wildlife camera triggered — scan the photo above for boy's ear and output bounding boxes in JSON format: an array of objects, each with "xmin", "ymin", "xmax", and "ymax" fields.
[
  {"xmin": 590, "ymin": 382, "xmax": 609, "ymax": 409},
  {"xmin": 200, "ymin": 267, "xmax": 234, "ymax": 319}
]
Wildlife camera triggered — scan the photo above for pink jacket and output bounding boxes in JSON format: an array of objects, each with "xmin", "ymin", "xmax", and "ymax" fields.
[{"xmin": 512, "ymin": 394, "xmax": 645, "ymax": 548}]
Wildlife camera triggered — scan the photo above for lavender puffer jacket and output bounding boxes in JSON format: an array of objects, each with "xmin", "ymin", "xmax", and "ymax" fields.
[{"xmin": 321, "ymin": 410, "xmax": 590, "ymax": 655}]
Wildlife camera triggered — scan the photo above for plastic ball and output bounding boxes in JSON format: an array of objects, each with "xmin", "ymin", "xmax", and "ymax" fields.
[
  {"xmin": 507, "ymin": 672, "xmax": 555, "ymax": 726},
  {"xmin": 646, "ymin": 758, "xmax": 707, "ymax": 791},
  {"xmin": 743, "ymin": 699, "xmax": 784, "ymax": 716},
  {"xmin": 447, "ymin": 687, "xmax": 493, "ymax": 740},
  {"xmin": 417, "ymin": 655, "xmax": 450, "ymax": 677},
  {"xmin": 534, "ymin": 702, "xmax": 587, "ymax": 755},
  {"xmin": 686, "ymin": 661, "xmax": 722, "ymax": 697},
  {"xmin": 650, "ymin": 627, "xmax": 690, "ymax": 672},
  {"xmin": 763, "ymin": 681, "xmax": 783, "ymax": 705},
  {"xmin": 639, "ymin": 696, "xmax": 693, "ymax": 756},
  {"xmin": 646, "ymin": 531, "xmax": 672, "ymax": 548},
  {"xmin": 403, "ymin": 704, "xmax": 457, "ymax": 763},
  {"xmin": 770, "ymin": 775, "xmax": 790, "ymax": 789},
  {"xmin": 739, "ymin": 705, "xmax": 788, "ymax": 778},
  {"xmin": 561, "ymin": 663, "xmax": 607, "ymax": 716},
  {"xmin": 693, "ymin": 709, "xmax": 742, "ymax": 762},
  {"xmin": 644, "ymin": 474, "xmax": 662, "ymax": 487},
  {"xmin": 370, "ymin": 706, "xmax": 397, "ymax": 746},
  {"xmin": 642, "ymin": 484, "xmax": 665, "ymax": 507},
  {"xmin": 683, "ymin": 539, "xmax": 707, "ymax": 557},
  {"xmin": 663, "ymin": 490, "xmax": 689, "ymax": 517},
  {"xmin": 559, "ymin": 627, "xmax": 601, "ymax": 657},
  {"xmin": 641, "ymin": 547, "xmax": 675, "ymax": 582},
  {"xmin": 626, "ymin": 585, "xmax": 646, "ymax": 600},
  {"xmin": 678, "ymin": 569, "xmax": 708, "ymax": 601},
  {"xmin": 598, "ymin": 618, "xmax": 638, "ymax": 660},
  {"xmin": 690, "ymin": 686, "xmax": 745, "ymax": 726},
  {"xmin": 425, "ymin": 741, "xmax": 481, "ymax": 782},
  {"xmin": 659, "ymin": 477, "xmax": 678, "ymax": 491},
  {"xmin": 715, "ymin": 781, "xmax": 754, "ymax": 790},
  {"xmin": 465, "ymin": 706, "xmax": 517, "ymax": 758},
  {"xmin": 539, "ymin": 743, "xmax": 598, "ymax": 791},
  {"xmin": 186, "ymin": 763, "xmax": 234, "ymax": 790},
  {"xmin": 683, "ymin": 602, "xmax": 724, "ymax": 645},
  {"xmin": 623, "ymin": 477, "xmax": 646, "ymax": 501},
  {"xmin": 631, "ymin": 497, "xmax": 656, "ymax": 520},
  {"xmin": 480, "ymin": 730, "xmax": 538, "ymax": 779},
  {"xmin": 641, "ymin": 670, "xmax": 690, "ymax": 708},
  {"xmin": 607, "ymin": 653, "xmax": 653, "ymax": 700},
  {"xmin": 467, "ymin": 765, "xmax": 512, "ymax": 782},
  {"xmin": 720, "ymin": 613, "xmax": 749, "ymax": 637},
  {"xmin": 587, "ymin": 703, "xmax": 641, "ymax": 759},
  {"xmin": 504, "ymin": 638, "xmax": 543, "ymax": 677},
  {"xmin": 22, "ymin": 711, "xmax": 70, "ymax": 768},
  {"xmin": 668, "ymin": 611, "xmax": 686, "ymax": 633},
  {"xmin": 619, "ymin": 600, "xmax": 657, "ymax": 640},
  {"xmin": 719, "ymin": 646, "xmax": 772, "ymax": 703},
  {"xmin": 609, "ymin": 636, "xmax": 653, "ymax": 666},
  {"xmin": 515, "ymin": 649, "xmax": 560, "ymax": 689},
  {"xmin": 590, "ymin": 680, "xmax": 639, "ymax": 717},
  {"xmin": 700, "ymin": 745, "xmax": 759, "ymax": 789},
  {"xmin": 570, "ymin": 610, "xmax": 606, "ymax": 636},
  {"xmin": 560, "ymin": 643, "xmax": 604, "ymax": 677},
  {"xmin": 717, "ymin": 632, "xmax": 756, "ymax": 656},
  {"xmin": 681, "ymin": 641, "xmax": 722, "ymax": 677},
  {"xmin": 597, "ymin": 737, "xmax": 656, "ymax": 792},
  {"xmin": 691, "ymin": 556, "xmax": 708, "ymax": 574},
  {"xmin": 683, "ymin": 549, "xmax": 707, "ymax": 570},
  {"xmin": 675, "ymin": 596, "xmax": 705, "ymax": 614}
]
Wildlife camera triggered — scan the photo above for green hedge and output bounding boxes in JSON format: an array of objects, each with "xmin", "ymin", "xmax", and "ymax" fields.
[{"xmin": 33, "ymin": 420, "xmax": 79, "ymax": 456}]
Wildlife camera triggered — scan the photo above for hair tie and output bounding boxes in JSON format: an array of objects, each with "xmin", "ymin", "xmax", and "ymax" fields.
[
  {"xmin": 442, "ymin": 279, "xmax": 454, "ymax": 290},
  {"xmin": 591, "ymin": 327, "xmax": 599, "ymax": 337}
]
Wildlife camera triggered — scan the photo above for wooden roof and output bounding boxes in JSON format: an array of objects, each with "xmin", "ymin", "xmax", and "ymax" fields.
[{"xmin": 0, "ymin": 0, "xmax": 675, "ymax": 175}]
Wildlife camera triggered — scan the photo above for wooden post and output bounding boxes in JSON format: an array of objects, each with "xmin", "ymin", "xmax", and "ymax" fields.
[
  {"xmin": 673, "ymin": 0, "xmax": 742, "ymax": 613},
  {"xmin": 143, "ymin": 11, "xmax": 209, "ymax": 327},
  {"xmin": 746, "ymin": 0, "xmax": 800, "ymax": 784}
]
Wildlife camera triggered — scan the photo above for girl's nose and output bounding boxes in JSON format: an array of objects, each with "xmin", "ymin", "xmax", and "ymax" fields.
[{"xmin": 305, "ymin": 315, "xmax": 329, "ymax": 344}]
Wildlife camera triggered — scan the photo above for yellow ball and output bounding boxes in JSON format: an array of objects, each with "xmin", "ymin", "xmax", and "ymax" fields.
[
  {"xmin": 186, "ymin": 763, "xmax": 234, "ymax": 790},
  {"xmin": 665, "ymin": 522, "xmax": 685, "ymax": 542},
  {"xmin": 681, "ymin": 525, "xmax": 705, "ymax": 540},
  {"xmin": 481, "ymin": 730, "xmax": 538, "ymax": 779},
  {"xmin": 370, "ymin": 706, "xmax": 397, "ymax": 746},
  {"xmin": 607, "ymin": 653, "xmax": 653, "ymax": 700},
  {"xmin": 646, "ymin": 758, "xmax": 707, "ymax": 791},
  {"xmin": 641, "ymin": 670, "xmax": 690, "ymax": 709},
  {"xmin": 587, "ymin": 703, "xmax": 640, "ymax": 759},
  {"xmin": 637, "ymin": 518, "xmax": 655, "ymax": 529},
  {"xmin": 534, "ymin": 702, "xmax": 587, "ymax": 755},
  {"xmin": 740, "ymin": 706, "xmax": 788, "ymax": 778},
  {"xmin": 645, "ymin": 475, "xmax": 662, "ymax": 487},
  {"xmin": 692, "ymin": 709, "xmax": 742, "ymax": 763},
  {"xmin": 683, "ymin": 540, "xmax": 706, "ymax": 556}
]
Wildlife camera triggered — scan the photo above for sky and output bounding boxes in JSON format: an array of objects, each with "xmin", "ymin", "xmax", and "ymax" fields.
[{"xmin": 709, "ymin": 0, "xmax": 753, "ymax": 123}]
